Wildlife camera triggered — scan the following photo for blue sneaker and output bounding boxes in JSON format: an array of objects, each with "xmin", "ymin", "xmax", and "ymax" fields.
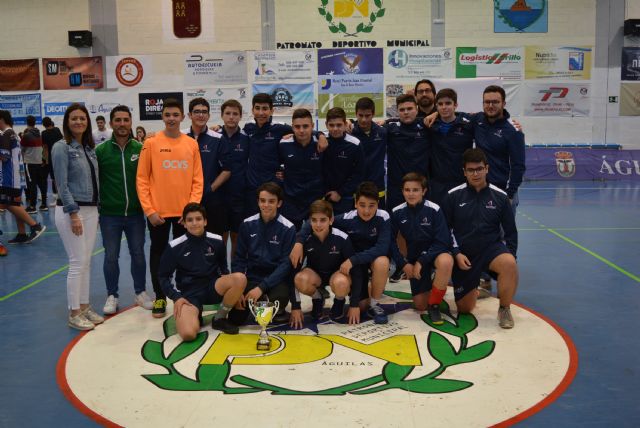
[
  {"xmin": 367, "ymin": 304, "xmax": 388, "ymax": 324},
  {"xmin": 330, "ymin": 299, "xmax": 346, "ymax": 321},
  {"xmin": 311, "ymin": 298, "xmax": 325, "ymax": 319},
  {"xmin": 367, "ymin": 305, "xmax": 389, "ymax": 324}
]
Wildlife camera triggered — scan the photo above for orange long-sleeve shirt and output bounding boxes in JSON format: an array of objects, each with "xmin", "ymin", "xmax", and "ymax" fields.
[{"xmin": 136, "ymin": 131, "xmax": 203, "ymax": 218}]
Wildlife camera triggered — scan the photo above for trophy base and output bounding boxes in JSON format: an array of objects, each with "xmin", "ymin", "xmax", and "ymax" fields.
[{"xmin": 256, "ymin": 340, "xmax": 271, "ymax": 351}]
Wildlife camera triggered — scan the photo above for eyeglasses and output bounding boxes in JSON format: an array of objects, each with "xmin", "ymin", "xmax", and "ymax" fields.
[
  {"xmin": 416, "ymin": 89, "xmax": 433, "ymax": 95},
  {"xmin": 464, "ymin": 167, "xmax": 487, "ymax": 175},
  {"xmin": 482, "ymin": 100, "xmax": 502, "ymax": 105},
  {"xmin": 191, "ymin": 109, "xmax": 209, "ymax": 115}
]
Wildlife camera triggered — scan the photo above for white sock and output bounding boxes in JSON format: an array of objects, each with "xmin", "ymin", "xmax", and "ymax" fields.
[{"xmin": 370, "ymin": 297, "xmax": 379, "ymax": 307}]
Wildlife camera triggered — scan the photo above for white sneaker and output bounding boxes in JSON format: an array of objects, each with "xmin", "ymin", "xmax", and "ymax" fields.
[
  {"xmin": 103, "ymin": 295, "xmax": 118, "ymax": 315},
  {"xmin": 49, "ymin": 194, "xmax": 58, "ymax": 206},
  {"xmin": 135, "ymin": 291, "xmax": 154, "ymax": 310},
  {"xmin": 83, "ymin": 306, "xmax": 105, "ymax": 324},
  {"xmin": 68, "ymin": 313, "xmax": 95, "ymax": 331}
]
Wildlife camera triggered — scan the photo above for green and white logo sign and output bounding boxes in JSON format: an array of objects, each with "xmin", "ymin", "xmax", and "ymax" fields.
[{"xmin": 317, "ymin": 0, "xmax": 386, "ymax": 36}]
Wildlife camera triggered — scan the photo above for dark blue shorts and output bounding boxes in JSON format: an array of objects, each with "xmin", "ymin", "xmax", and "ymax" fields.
[
  {"xmin": 184, "ymin": 284, "xmax": 224, "ymax": 324},
  {"xmin": 452, "ymin": 242, "xmax": 511, "ymax": 301},
  {"xmin": 409, "ymin": 262, "xmax": 435, "ymax": 296}
]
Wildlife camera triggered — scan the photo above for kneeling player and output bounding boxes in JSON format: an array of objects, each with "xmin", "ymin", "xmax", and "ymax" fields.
[
  {"xmin": 443, "ymin": 148, "xmax": 519, "ymax": 329},
  {"xmin": 390, "ymin": 173, "xmax": 454, "ymax": 324},
  {"xmin": 290, "ymin": 200, "xmax": 363, "ymax": 328},
  {"xmin": 158, "ymin": 203, "xmax": 247, "ymax": 341}
]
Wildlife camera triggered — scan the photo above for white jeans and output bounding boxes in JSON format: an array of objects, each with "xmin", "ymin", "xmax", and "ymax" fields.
[{"xmin": 55, "ymin": 206, "xmax": 99, "ymax": 310}]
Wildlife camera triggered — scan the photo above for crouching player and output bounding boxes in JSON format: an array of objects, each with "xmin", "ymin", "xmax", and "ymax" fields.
[
  {"xmin": 290, "ymin": 200, "xmax": 364, "ymax": 328},
  {"xmin": 158, "ymin": 203, "xmax": 247, "ymax": 341},
  {"xmin": 443, "ymin": 148, "xmax": 518, "ymax": 329},
  {"xmin": 390, "ymin": 173, "xmax": 454, "ymax": 324}
]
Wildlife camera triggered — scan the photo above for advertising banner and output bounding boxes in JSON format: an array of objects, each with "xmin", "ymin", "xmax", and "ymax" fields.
[
  {"xmin": 522, "ymin": 82, "xmax": 590, "ymax": 117},
  {"xmin": 0, "ymin": 93, "xmax": 42, "ymax": 125},
  {"xmin": 525, "ymin": 148, "xmax": 640, "ymax": 181},
  {"xmin": 184, "ymin": 87, "xmax": 251, "ymax": 120},
  {"xmin": 42, "ymin": 57, "xmax": 103, "ymax": 90},
  {"xmin": 106, "ymin": 55, "xmax": 153, "ymax": 88},
  {"xmin": 250, "ymin": 50, "xmax": 317, "ymax": 82},
  {"xmin": 620, "ymin": 82, "xmax": 640, "ymax": 116},
  {"xmin": 42, "ymin": 91, "xmax": 138, "ymax": 119},
  {"xmin": 252, "ymin": 83, "xmax": 315, "ymax": 116},
  {"xmin": 0, "ymin": 59, "xmax": 40, "ymax": 91},
  {"xmin": 524, "ymin": 46, "xmax": 592, "ymax": 80},
  {"xmin": 385, "ymin": 47, "xmax": 453, "ymax": 81},
  {"xmin": 184, "ymin": 52, "xmax": 248, "ymax": 86},
  {"xmin": 138, "ymin": 92, "xmax": 184, "ymax": 121},
  {"xmin": 318, "ymin": 93, "xmax": 384, "ymax": 119},
  {"xmin": 455, "ymin": 47, "xmax": 523, "ymax": 81},
  {"xmin": 621, "ymin": 47, "xmax": 640, "ymax": 81}
]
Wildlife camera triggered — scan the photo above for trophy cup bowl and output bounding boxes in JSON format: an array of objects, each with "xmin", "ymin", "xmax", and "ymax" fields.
[{"xmin": 248, "ymin": 299, "xmax": 280, "ymax": 350}]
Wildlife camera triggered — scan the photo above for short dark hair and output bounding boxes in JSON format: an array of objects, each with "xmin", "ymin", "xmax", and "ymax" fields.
[
  {"xmin": 483, "ymin": 85, "xmax": 506, "ymax": 102},
  {"xmin": 355, "ymin": 181, "xmax": 379, "ymax": 201},
  {"xmin": 326, "ymin": 107, "xmax": 347, "ymax": 122},
  {"xmin": 257, "ymin": 181, "xmax": 283, "ymax": 202},
  {"xmin": 63, "ymin": 103, "xmax": 94, "ymax": 149},
  {"xmin": 309, "ymin": 200, "xmax": 333, "ymax": 218},
  {"xmin": 162, "ymin": 98, "xmax": 184, "ymax": 114},
  {"xmin": 462, "ymin": 148, "xmax": 488, "ymax": 167},
  {"xmin": 182, "ymin": 202, "xmax": 207, "ymax": 220},
  {"xmin": 402, "ymin": 172, "xmax": 427, "ymax": 190},
  {"xmin": 221, "ymin": 99, "xmax": 243, "ymax": 115},
  {"xmin": 26, "ymin": 115, "xmax": 36, "ymax": 127},
  {"xmin": 42, "ymin": 117, "xmax": 54, "ymax": 128},
  {"xmin": 0, "ymin": 110, "xmax": 13, "ymax": 127},
  {"xmin": 292, "ymin": 108, "xmax": 312, "ymax": 121},
  {"xmin": 109, "ymin": 105, "xmax": 132, "ymax": 121},
  {"xmin": 435, "ymin": 88, "xmax": 458, "ymax": 104},
  {"xmin": 96, "ymin": 115, "xmax": 106, "ymax": 122},
  {"xmin": 188, "ymin": 97, "xmax": 210, "ymax": 113},
  {"xmin": 396, "ymin": 94, "xmax": 417, "ymax": 106},
  {"xmin": 414, "ymin": 79, "xmax": 436, "ymax": 97},
  {"xmin": 252, "ymin": 93, "xmax": 273, "ymax": 108},
  {"xmin": 355, "ymin": 97, "xmax": 375, "ymax": 114}
]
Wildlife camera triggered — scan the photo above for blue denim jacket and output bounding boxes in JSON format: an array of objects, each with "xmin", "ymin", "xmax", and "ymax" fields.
[{"xmin": 51, "ymin": 139, "xmax": 99, "ymax": 214}]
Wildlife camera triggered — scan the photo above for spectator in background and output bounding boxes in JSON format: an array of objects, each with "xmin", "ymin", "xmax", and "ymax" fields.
[
  {"xmin": 51, "ymin": 103, "xmax": 102, "ymax": 330},
  {"xmin": 135, "ymin": 126, "xmax": 147, "ymax": 143},
  {"xmin": 41, "ymin": 117, "xmax": 63, "ymax": 204},
  {"xmin": 92, "ymin": 115, "xmax": 111, "ymax": 145},
  {"xmin": 21, "ymin": 115, "xmax": 48, "ymax": 212}
]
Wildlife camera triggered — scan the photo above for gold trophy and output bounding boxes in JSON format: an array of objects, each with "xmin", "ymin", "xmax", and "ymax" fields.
[{"xmin": 248, "ymin": 299, "xmax": 280, "ymax": 350}]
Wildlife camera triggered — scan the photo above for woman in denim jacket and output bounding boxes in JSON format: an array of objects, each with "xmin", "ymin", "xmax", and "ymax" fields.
[{"xmin": 51, "ymin": 103, "xmax": 104, "ymax": 331}]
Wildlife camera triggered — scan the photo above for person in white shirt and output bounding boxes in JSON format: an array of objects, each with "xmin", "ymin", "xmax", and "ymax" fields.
[{"xmin": 92, "ymin": 115, "xmax": 111, "ymax": 145}]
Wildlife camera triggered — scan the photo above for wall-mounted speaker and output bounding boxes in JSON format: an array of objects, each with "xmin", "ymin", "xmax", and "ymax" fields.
[{"xmin": 68, "ymin": 30, "xmax": 92, "ymax": 48}]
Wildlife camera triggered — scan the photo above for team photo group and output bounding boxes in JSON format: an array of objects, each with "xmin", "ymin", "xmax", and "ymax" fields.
[{"xmin": 0, "ymin": 78, "xmax": 525, "ymax": 339}]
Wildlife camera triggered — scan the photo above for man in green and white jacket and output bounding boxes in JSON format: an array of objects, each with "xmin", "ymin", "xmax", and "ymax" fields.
[{"xmin": 95, "ymin": 105, "xmax": 152, "ymax": 314}]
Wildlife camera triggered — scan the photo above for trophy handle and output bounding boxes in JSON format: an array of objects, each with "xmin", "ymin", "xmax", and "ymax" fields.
[
  {"xmin": 273, "ymin": 300, "xmax": 280, "ymax": 316},
  {"xmin": 247, "ymin": 298, "xmax": 257, "ymax": 318}
]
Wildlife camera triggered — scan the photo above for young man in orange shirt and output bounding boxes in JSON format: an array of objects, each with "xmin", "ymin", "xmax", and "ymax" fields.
[{"xmin": 136, "ymin": 98, "xmax": 204, "ymax": 318}]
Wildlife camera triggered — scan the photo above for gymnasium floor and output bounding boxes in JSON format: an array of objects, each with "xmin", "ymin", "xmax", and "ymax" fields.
[{"xmin": 0, "ymin": 181, "xmax": 638, "ymax": 427}]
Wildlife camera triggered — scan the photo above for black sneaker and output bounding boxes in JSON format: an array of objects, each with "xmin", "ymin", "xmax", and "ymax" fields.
[
  {"xmin": 428, "ymin": 304, "xmax": 444, "ymax": 325},
  {"xmin": 25, "ymin": 206, "xmax": 37, "ymax": 214},
  {"xmin": 389, "ymin": 268, "xmax": 404, "ymax": 283},
  {"xmin": 367, "ymin": 304, "xmax": 388, "ymax": 324},
  {"xmin": 8, "ymin": 234, "xmax": 29, "ymax": 244},
  {"xmin": 27, "ymin": 224, "xmax": 46, "ymax": 243},
  {"xmin": 211, "ymin": 317, "xmax": 239, "ymax": 334},
  {"xmin": 311, "ymin": 298, "xmax": 325, "ymax": 319},
  {"xmin": 330, "ymin": 299, "xmax": 346, "ymax": 320},
  {"xmin": 39, "ymin": 204, "xmax": 49, "ymax": 212},
  {"xmin": 318, "ymin": 286, "xmax": 330, "ymax": 300}
]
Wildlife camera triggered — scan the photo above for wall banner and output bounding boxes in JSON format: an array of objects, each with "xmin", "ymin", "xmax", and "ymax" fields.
[
  {"xmin": 318, "ymin": 48, "xmax": 384, "ymax": 95},
  {"xmin": 184, "ymin": 87, "xmax": 251, "ymax": 120},
  {"xmin": 455, "ymin": 47, "xmax": 523, "ymax": 81},
  {"xmin": 250, "ymin": 50, "xmax": 317, "ymax": 82},
  {"xmin": 524, "ymin": 46, "xmax": 592, "ymax": 80},
  {"xmin": 184, "ymin": 52, "xmax": 248, "ymax": 86},
  {"xmin": 621, "ymin": 47, "xmax": 640, "ymax": 81},
  {"xmin": 522, "ymin": 82, "xmax": 590, "ymax": 117},
  {"xmin": 138, "ymin": 92, "xmax": 184, "ymax": 121},
  {"xmin": 42, "ymin": 57, "xmax": 103, "ymax": 90},
  {"xmin": 0, "ymin": 59, "xmax": 40, "ymax": 91},
  {"xmin": 106, "ymin": 56, "xmax": 153, "ymax": 88},
  {"xmin": 620, "ymin": 82, "xmax": 640, "ymax": 116},
  {"xmin": 384, "ymin": 47, "xmax": 453, "ymax": 81},
  {"xmin": 0, "ymin": 93, "xmax": 42, "ymax": 125},
  {"xmin": 252, "ymin": 83, "xmax": 315, "ymax": 116}
]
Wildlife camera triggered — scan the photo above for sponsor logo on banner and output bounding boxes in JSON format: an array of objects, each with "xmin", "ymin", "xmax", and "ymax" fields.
[
  {"xmin": 184, "ymin": 52, "xmax": 247, "ymax": 86},
  {"xmin": 525, "ymin": 46, "xmax": 592, "ymax": 80},
  {"xmin": 555, "ymin": 151, "xmax": 576, "ymax": 178},
  {"xmin": 251, "ymin": 50, "xmax": 317, "ymax": 82},
  {"xmin": 185, "ymin": 87, "xmax": 250, "ymax": 119},
  {"xmin": 0, "ymin": 59, "xmax": 40, "ymax": 91},
  {"xmin": 44, "ymin": 102, "xmax": 80, "ymax": 116},
  {"xmin": 456, "ymin": 47, "xmax": 523, "ymax": 80},
  {"xmin": 42, "ymin": 57, "xmax": 103, "ymax": 90},
  {"xmin": 138, "ymin": 92, "xmax": 184, "ymax": 121},
  {"xmin": 385, "ymin": 47, "xmax": 453, "ymax": 80},
  {"xmin": 115, "ymin": 57, "xmax": 144, "ymax": 87},
  {"xmin": 252, "ymin": 83, "xmax": 315, "ymax": 115},
  {"xmin": 317, "ymin": 0, "xmax": 386, "ymax": 37},
  {"xmin": 494, "ymin": 0, "xmax": 548, "ymax": 33},
  {"xmin": 524, "ymin": 83, "xmax": 590, "ymax": 117},
  {"xmin": 621, "ymin": 47, "xmax": 640, "ymax": 81},
  {"xmin": 0, "ymin": 94, "xmax": 42, "ymax": 125},
  {"xmin": 538, "ymin": 86, "xmax": 568, "ymax": 101}
]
